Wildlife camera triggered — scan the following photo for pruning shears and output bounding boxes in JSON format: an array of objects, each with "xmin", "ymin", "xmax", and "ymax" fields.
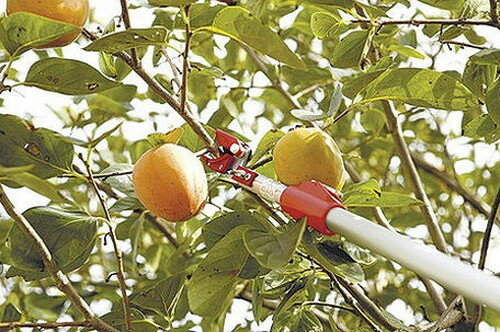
[{"xmin": 202, "ymin": 129, "xmax": 500, "ymax": 313}]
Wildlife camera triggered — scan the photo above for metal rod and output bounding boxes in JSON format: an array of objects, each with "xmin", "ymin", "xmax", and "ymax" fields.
[{"xmin": 326, "ymin": 209, "xmax": 500, "ymax": 312}]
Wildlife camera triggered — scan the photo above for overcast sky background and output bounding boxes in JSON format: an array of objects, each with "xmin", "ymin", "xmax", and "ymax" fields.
[{"xmin": 0, "ymin": 0, "xmax": 499, "ymax": 330}]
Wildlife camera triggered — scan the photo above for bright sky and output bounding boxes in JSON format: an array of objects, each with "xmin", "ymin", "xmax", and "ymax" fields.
[{"xmin": 0, "ymin": 0, "xmax": 499, "ymax": 331}]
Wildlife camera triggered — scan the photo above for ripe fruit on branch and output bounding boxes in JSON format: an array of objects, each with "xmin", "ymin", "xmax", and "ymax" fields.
[
  {"xmin": 7, "ymin": 0, "xmax": 90, "ymax": 48},
  {"xmin": 132, "ymin": 144, "xmax": 208, "ymax": 222},
  {"xmin": 273, "ymin": 127, "xmax": 345, "ymax": 190}
]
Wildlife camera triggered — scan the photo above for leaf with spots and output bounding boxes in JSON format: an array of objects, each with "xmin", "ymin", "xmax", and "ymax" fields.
[
  {"xmin": 0, "ymin": 12, "xmax": 79, "ymax": 57},
  {"xmin": 0, "ymin": 114, "xmax": 74, "ymax": 179},
  {"xmin": 188, "ymin": 226, "xmax": 250, "ymax": 318},
  {"xmin": 84, "ymin": 28, "xmax": 171, "ymax": 54},
  {"xmin": 23, "ymin": 58, "xmax": 121, "ymax": 95}
]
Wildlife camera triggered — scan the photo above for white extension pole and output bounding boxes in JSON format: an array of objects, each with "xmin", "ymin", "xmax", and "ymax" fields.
[{"xmin": 327, "ymin": 208, "xmax": 500, "ymax": 312}]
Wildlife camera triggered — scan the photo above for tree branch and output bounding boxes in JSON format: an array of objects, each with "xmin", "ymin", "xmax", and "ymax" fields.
[
  {"xmin": 440, "ymin": 40, "xmax": 488, "ymax": 50},
  {"xmin": 0, "ymin": 321, "xmax": 92, "ymax": 329},
  {"xmin": 82, "ymin": 158, "xmax": 133, "ymax": 332},
  {"xmin": 241, "ymin": 44, "xmax": 302, "ymax": 109},
  {"xmin": 478, "ymin": 187, "xmax": 500, "ymax": 270},
  {"xmin": 382, "ymin": 101, "xmax": 449, "ymax": 254},
  {"xmin": 351, "ymin": 18, "xmax": 498, "ymax": 28},
  {"xmin": 82, "ymin": 29, "xmax": 218, "ymax": 155},
  {"xmin": 411, "ymin": 152, "xmax": 497, "ymax": 225},
  {"xmin": 0, "ymin": 185, "xmax": 119, "ymax": 332},
  {"xmin": 118, "ymin": 0, "xmax": 139, "ymax": 67},
  {"xmin": 180, "ymin": 5, "xmax": 192, "ymax": 117}
]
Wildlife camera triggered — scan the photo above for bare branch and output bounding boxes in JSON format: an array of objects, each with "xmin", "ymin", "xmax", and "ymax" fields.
[
  {"xmin": 0, "ymin": 185, "xmax": 119, "ymax": 332},
  {"xmin": 82, "ymin": 158, "xmax": 133, "ymax": 332},
  {"xmin": 382, "ymin": 101, "xmax": 449, "ymax": 254},
  {"xmin": 440, "ymin": 40, "xmax": 488, "ymax": 50},
  {"xmin": 118, "ymin": 0, "xmax": 139, "ymax": 66},
  {"xmin": 330, "ymin": 275, "xmax": 384, "ymax": 332},
  {"xmin": 478, "ymin": 187, "xmax": 500, "ymax": 270}
]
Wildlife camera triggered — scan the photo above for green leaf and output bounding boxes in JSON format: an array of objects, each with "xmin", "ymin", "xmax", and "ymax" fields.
[
  {"xmin": 463, "ymin": 114, "xmax": 500, "ymax": 143},
  {"xmin": 310, "ymin": 12, "xmax": 343, "ymax": 39},
  {"xmin": 485, "ymin": 79, "xmax": 500, "ymax": 125},
  {"xmin": 203, "ymin": 211, "xmax": 272, "ymax": 279},
  {"xmin": 0, "ymin": 114, "xmax": 74, "ymax": 179},
  {"xmin": 2, "ymin": 172, "xmax": 63, "ymax": 202},
  {"xmin": 94, "ymin": 308, "xmax": 159, "ymax": 332},
  {"xmin": 301, "ymin": 230, "xmax": 364, "ymax": 283},
  {"xmin": 360, "ymin": 68, "xmax": 480, "ymax": 111},
  {"xmin": 203, "ymin": 211, "xmax": 271, "ymax": 249},
  {"xmin": 388, "ymin": 45, "xmax": 425, "ymax": 59},
  {"xmin": 243, "ymin": 221, "xmax": 306, "ymax": 269},
  {"xmin": 291, "ymin": 83, "xmax": 343, "ymax": 121},
  {"xmin": 343, "ymin": 179, "xmax": 423, "ymax": 207},
  {"xmin": 0, "ymin": 304, "xmax": 21, "ymax": 330},
  {"xmin": 0, "ymin": 12, "xmax": 78, "ymax": 56},
  {"xmin": 417, "ymin": 0, "xmax": 465, "ymax": 10},
  {"xmin": 132, "ymin": 273, "xmax": 186, "ymax": 318},
  {"xmin": 100, "ymin": 164, "xmax": 135, "ymax": 195},
  {"xmin": 84, "ymin": 28, "xmax": 169, "ymax": 54},
  {"xmin": 243, "ymin": 222, "xmax": 306, "ymax": 269},
  {"xmin": 7, "ymin": 207, "xmax": 100, "ymax": 277},
  {"xmin": 147, "ymin": 128, "xmax": 185, "ymax": 149},
  {"xmin": 24, "ymin": 58, "xmax": 120, "ymax": 95},
  {"xmin": 198, "ymin": 7, "xmax": 307, "ymax": 70},
  {"xmin": 248, "ymin": 129, "xmax": 285, "ymax": 166},
  {"xmin": 148, "ymin": 0, "xmax": 196, "ymax": 6},
  {"xmin": 469, "ymin": 48, "xmax": 500, "ymax": 66},
  {"xmin": 188, "ymin": 226, "xmax": 250, "ymax": 317},
  {"xmin": 330, "ymin": 30, "xmax": 369, "ymax": 69},
  {"xmin": 274, "ymin": 276, "xmax": 312, "ymax": 317},
  {"xmin": 271, "ymin": 306, "xmax": 322, "ymax": 332}
]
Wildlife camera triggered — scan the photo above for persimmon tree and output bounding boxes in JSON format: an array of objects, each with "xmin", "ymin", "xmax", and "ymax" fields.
[{"xmin": 0, "ymin": 0, "xmax": 499, "ymax": 331}]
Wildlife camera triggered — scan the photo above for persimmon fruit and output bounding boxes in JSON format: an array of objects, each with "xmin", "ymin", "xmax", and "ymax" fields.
[
  {"xmin": 7, "ymin": 0, "xmax": 90, "ymax": 48},
  {"xmin": 273, "ymin": 127, "xmax": 345, "ymax": 190},
  {"xmin": 132, "ymin": 144, "xmax": 208, "ymax": 222}
]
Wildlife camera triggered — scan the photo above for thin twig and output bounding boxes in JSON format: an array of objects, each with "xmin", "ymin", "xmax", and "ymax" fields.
[
  {"xmin": 118, "ymin": 0, "xmax": 139, "ymax": 66},
  {"xmin": 382, "ymin": 101, "xmax": 449, "ymax": 254},
  {"xmin": 298, "ymin": 301, "xmax": 355, "ymax": 313},
  {"xmin": 351, "ymin": 18, "xmax": 499, "ymax": 28},
  {"xmin": 241, "ymin": 44, "xmax": 302, "ymax": 109},
  {"xmin": 0, "ymin": 185, "xmax": 119, "ymax": 332},
  {"xmin": 180, "ymin": 5, "xmax": 192, "ymax": 117},
  {"xmin": 82, "ymin": 158, "xmax": 133, "ymax": 332},
  {"xmin": 330, "ymin": 275, "xmax": 384, "ymax": 332},
  {"xmin": 0, "ymin": 321, "xmax": 92, "ymax": 329},
  {"xmin": 412, "ymin": 152, "xmax": 497, "ymax": 224},
  {"xmin": 478, "ymin": 187, "xmax": 500, "ymax": 270},
  {"xmin": 440, "ymin": 40, "xmax": 488, "ymax": 50},
  {"xmin": 238, "ymin": 290, "xmax": 332, "ymax": 325}
]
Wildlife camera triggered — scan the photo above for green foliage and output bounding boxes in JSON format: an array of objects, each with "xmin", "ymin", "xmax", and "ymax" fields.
[
  {"xmin": 6, "ymin": 207, "xmax": 100, "ymax": 278},
  {"xmin": 0, "ymin": 12, "xmax": 78, "ymax": 56},
  {"xmin": 0, "ymin": 0, "xmax": 499, "ymax": 330},
  {"xmin": 24, "ymin": 58, "xmax": 121, "ymax": 95}
]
